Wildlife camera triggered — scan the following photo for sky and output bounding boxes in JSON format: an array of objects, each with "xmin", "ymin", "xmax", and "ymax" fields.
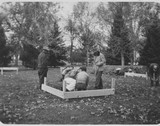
[
  {"xmin": 59, "ymin": 2, "xmax": 76, "ymax": 18},
  {"xmin": 59, "ymin": 2, "xmax": 99, "ymax": 18},
  {"xmin": 58, "ymin": 2, "xmax": 100, "ymax": 46},
  {"xmin": 57, "ymin": 2, "xmax": 76, "ymax": 46}
]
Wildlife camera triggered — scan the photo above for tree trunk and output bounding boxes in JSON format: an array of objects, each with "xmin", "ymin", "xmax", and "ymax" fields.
[
  {"xmin": 14, "ymin": 54, "xmax": 19, "ymax": 66},
  {"xmin": 130, "ymin": 51, "xmax": 134, "ymax": 67},
  {"xmin": 133, "ymin": 49, "xmax": 136, "ymax": 65},
  {"xmin": 86, "ymin": 46, "xmax": 89, "ymax": 66},
  {"xmin": 70, "ymin": 36, "xmax": 73, "ymax": 65},
  {"xmin": 121, "ymin": 51, "xmax": 125, "ymax": 68}
]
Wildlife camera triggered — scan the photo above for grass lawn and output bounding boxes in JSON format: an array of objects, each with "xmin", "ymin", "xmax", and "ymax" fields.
[{"xmin": 0, "ymin": 66, "xmax": 160, "ymax": 124}]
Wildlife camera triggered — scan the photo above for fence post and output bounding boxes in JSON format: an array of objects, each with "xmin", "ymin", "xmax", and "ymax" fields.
[
  {"xmin": 16, "ymin": 68, "xmax": 18, "ymax": 74},
  {"xmin": 111, "ymin": 78, "xmax": 115, "ymax": 89},
  {"xmin": 1, "ymin": 68, "xmax": 3, "ymax": 75},
  {"xmin": 62, "ymin": 80, "xmax": 66, "ymax": 93},
  {"xmin": 44, "ymin": 77, "xmax": 47, "ymax": 85}
]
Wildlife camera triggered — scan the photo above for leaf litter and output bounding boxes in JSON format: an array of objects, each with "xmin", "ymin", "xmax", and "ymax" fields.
[{"xmin": 0, "ymin": 68, "xmax": 160, "ymax": 124}]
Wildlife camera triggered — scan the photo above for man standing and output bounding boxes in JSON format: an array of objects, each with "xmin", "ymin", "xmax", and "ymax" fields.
[
  {"xmin": 38, "ymin": 46, "xmax": 51, "ymax": 90},
  {"xmin": 148, "ymin": 63, "xmax": 160, "ymax": 87},
  {"xmin": 93, "ymin": 50, "xmax": 106, "ymax": 89}
]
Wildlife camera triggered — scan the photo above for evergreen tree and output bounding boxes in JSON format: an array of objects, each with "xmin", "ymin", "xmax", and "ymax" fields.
[
  {"xmin": 139, "ymin": 15, "xmax": 160, "ymax": 66},
  {"xmin": 19, "ymin": 42, "xmax": 39, "ymax": 69},
  {"xmin": 0, "ymin": 24, "xmax": 11, "ymax": 67},
  {"xmin": 48, "ymin": 20, "xmax": 67, "ymax": 67},
  {"xmin": 72, "ymin": 48, "xmax": 86, "ymax": 64},
  {"xmin": 107, "ymin": 3, "xmax": 131, "ymax": 66}
]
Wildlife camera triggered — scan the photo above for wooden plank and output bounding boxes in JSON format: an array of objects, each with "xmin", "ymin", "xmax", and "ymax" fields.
[
  {"xmin": 63, "ymin": 89, "xmax": 115, "ymax": 99},
  {"xmin": 124, "ymin": 72, "xmax": 147, "ymax": 79},
  {"xmin": 0, "ymin": 67, "xmax": 18, "ymax": 75},
  {"xmin": 42, "ymin": 85, "xmax": 115, "ymax": 99},
  {"xmin": 0, "ymin": 67, "xmax": 18, "ymax": 70},
  {"xmin": 42, "ymin": 77, "xmax": 115, "ymax": 99},
  {"xmin": 42, "ymin": 84, "xmax": 64, "ymax": 98}
]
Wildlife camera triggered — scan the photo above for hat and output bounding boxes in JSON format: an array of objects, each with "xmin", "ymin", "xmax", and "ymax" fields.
[
  {"xmin": 69, "ymin": 70, "xmax": 78, "ymax": 78},
  {"xmin": 66, "ymin": 64, "xmax": 72, "ymax": 67},
  {"xmin": 43, "ymin": 46, "xmax": 50, "ymax": 51},
  {"xmin": 79, "ymin": 66, "xmax": 87, "ymax": 71},
  {"xmin": 93, "ymin": 51, "xmax": 100, "ymax": 56}
]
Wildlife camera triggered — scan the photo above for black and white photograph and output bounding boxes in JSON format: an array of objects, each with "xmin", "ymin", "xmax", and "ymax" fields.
[{"xmin": 0, "ymin": 0, "xmax": 160, "ymax": 124}]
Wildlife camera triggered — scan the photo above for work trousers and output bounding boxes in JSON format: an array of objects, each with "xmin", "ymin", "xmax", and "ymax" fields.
[
  {"xmin": 149, "ymin": 72, "xmax": 159, "ymax": 87},
  {"xmin": 150, "ymin": 78, "xmax": 159, "ymax": 87},
  {"xmin": 38, "ymin": 67, "xmax": 48, "ymax": 89},
  {"xmin": 76, "ymin": 83, "xmax": 87, "ymax": 91},
  {"xmin": 95, "ymin": 70, "xmax": 103, "ymax": 89}
]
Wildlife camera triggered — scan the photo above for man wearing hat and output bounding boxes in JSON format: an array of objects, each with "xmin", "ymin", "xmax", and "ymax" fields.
[{"xmin": 37, "ymin": 46, "xmax": 51, "ymax": 90}]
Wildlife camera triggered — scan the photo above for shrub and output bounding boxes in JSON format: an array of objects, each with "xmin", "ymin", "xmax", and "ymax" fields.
[
  {"xmin": 20, "ymin": 43, "xmax": 39, "ymax": 69},
  {"xmin": 0, "ymin": 26, "xmax": 12, "ymax": 67}
]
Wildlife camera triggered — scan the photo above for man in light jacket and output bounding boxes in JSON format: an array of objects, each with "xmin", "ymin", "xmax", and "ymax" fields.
[{"xmin": 93, "ymin": 50, "xmax": 106, "ymax": 89}]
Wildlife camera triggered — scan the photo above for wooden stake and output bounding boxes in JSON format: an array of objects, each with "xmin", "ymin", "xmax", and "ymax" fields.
[
  {"xmin": 1, "ymin": 68, "xmax": 3, "ymax": 75},
  {"xmin": 44, "ymin": 77, "xmax": 47, "ymax": 85},
  {"xmin": 146, "ymin": 72, "xmax": 148, "ymax": 80},
  {"xmin": 62, "ymin": 80, "xmax": 66, "ymax": 93},
  {"xmin": 111, "ymin": 78, "xmax": 115, "ymax": 89}
]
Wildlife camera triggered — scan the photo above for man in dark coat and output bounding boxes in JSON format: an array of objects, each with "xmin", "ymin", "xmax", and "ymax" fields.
[
  {"xmin": 37, "ymin": 46, "xmax": 51, "ymax": 90},
  {"xmin": 148, "ymin": 63, "xmax": 160, "ymax": 87}
]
